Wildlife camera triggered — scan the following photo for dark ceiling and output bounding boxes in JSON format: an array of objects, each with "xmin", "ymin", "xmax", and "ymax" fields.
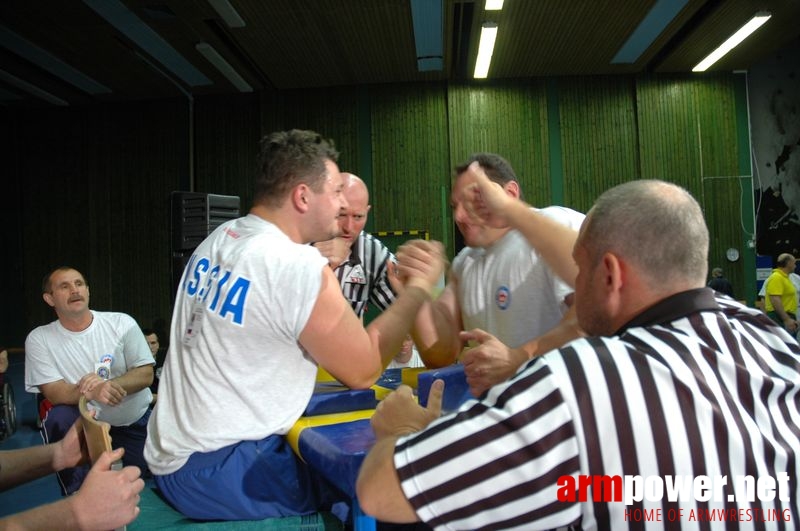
[{"xmin": 1, "ymin": 0, "xmax": 798, "ymax": 108}]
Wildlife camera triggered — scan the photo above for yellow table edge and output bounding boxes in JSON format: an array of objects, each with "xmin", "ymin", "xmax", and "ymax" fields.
[{"xmin": 287, "ymin": 409, "xmax": 375, "ymax": 457}]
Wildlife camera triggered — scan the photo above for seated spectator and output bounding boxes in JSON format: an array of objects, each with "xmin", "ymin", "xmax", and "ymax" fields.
[
  {"xmin": 25, "ymin": 266, "xmax": 154, "ymax": 495},
  {"xmin": 386, "ymin": 336, "xmax": 425, "ymax": 370},
  {"xmin": 141, "ymin": 327, "xmax": 164, "ymax": 402}
]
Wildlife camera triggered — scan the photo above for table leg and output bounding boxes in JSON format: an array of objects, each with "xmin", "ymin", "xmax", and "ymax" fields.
[{"xmin": 352, "ymin": 498, "xmax": 376, "ymax": 531}]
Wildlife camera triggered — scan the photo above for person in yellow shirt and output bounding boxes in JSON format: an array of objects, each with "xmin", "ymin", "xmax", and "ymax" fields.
[{"xmin": 764, "ymin": 253, "xmax": 799, "ymax": 333}]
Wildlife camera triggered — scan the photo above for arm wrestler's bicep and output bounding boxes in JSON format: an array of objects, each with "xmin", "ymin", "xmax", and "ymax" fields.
[{"xmin": 300, "ymin": 267, "xmax": 383, "ymax": 388}]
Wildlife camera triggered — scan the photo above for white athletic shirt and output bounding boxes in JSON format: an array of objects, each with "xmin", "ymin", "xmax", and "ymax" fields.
[
  {"xmin": 145, "ymin": 214, "xmax": 327, "ymax": 475},
  {"xmin": 451, "ymin": 206, "xmax": 585, "ymax": 349},
  {"xmin": 25, "ymin": 311, "xmax": 154, "ymax": 426}
]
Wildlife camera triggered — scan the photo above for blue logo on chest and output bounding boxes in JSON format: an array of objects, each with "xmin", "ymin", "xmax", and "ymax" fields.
[{"xmin": 495, "ymin": 286, "xmax": 511, "ymax": 310}]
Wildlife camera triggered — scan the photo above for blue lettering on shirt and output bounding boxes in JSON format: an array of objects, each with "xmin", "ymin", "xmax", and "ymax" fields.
[
  {"xmin": 219, "ymin": 277, "xmax": 250, "ymax": 324},
  {"xmin": 182, "ymin": 254, "xmax": 198, "ymax": 291},
  {"xmin": 182, "ymin": 255, "xmax": 250, "ymax": 325},
  {"xmin": 207, "ymin": 270, "xmax": 231, "ymax": 311},
  {"xmin": 186, "ymin": 257, "xmax": 209, "ymax": 296}
]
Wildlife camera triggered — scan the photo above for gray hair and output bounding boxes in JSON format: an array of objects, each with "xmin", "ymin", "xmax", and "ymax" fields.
[{"xmin": 581, "ymin": 180, "xmax": 709, "ymax": 286}]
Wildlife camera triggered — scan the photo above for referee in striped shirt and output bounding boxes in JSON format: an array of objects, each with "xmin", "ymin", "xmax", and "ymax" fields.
[
  {"xmin": 358, "ymin": 173, "xmax": 800, "ymax": 530},
  {"xmin": 314, "ymin": 172, "xmax": 396, "ymax": 319}
]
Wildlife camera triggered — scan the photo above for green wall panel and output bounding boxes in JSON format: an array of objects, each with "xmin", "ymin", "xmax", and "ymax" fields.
[
  {"xmin": 12, "ymin": 100, "xmax": 187, "ymax": 336},
  {"xmin": 6, "ymin": 71, "xmax": 763, "ymax": 343},
  {"xmin": 369, "ymin": 82, "xmax": 451, "ymax": 251},
  {"xmin": 637, "ymin": 74, "xmax": 746, "ymax": 299},
  {"xmin": 260, "ymin": 87, "xmax": 360, "ymax": 174},
  {"xmin": 557, "ymin": 76, "xmax": 639, "ymax": 214},
  {"xmin": 447, "ymin": 80, "xmax": 550, "ymax": 206},
  {"xmin": 195, "ymin": 93, "xmax": 262, "ymax": 209}
]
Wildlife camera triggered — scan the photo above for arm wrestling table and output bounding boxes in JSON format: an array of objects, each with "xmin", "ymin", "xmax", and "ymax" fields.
[{"xmin": 286, "ymin": 365, "xmax": 471, "ymax": 531}]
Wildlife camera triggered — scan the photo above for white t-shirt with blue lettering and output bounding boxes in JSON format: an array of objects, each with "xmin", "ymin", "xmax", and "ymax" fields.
[{"xmin": 145, "ymin": 214, "xmax": 327, "ymax": 475}]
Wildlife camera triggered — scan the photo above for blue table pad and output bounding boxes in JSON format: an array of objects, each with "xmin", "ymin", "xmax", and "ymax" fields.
[
  {"xmin": 304, "ymin": 386, "xmax": 378, "ymax": 416},
  {"xmin": 417, "ymin": 364, "xmax": 472, "ymax": 412},
  {"xmin": 297, "ymin": 419, "xmax": 375, "ymax": 499}
]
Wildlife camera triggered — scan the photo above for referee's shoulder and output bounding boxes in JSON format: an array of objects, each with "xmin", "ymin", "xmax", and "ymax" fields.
[
  {"xmin": 362, "ymin": 231, "xmax": 383, "ymax": 244},
  {"xmin": 544, "ymin": 334, "xmax": 622, "ymax": 360}
]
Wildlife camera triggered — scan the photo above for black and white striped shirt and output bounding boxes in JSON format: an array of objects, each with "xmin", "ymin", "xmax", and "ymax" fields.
[
  {"xmin": 395, "ymin": 289, "xmax": 800, "ymax": 530},
  {"xmin": 333, "ymin": 231, "xmax": 396, "ymax": 319}
]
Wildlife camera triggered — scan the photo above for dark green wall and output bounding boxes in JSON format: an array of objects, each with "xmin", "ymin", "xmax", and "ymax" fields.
[{"xmin": 2, "ymin": 72, "xmax": 756, "ymax": 346}]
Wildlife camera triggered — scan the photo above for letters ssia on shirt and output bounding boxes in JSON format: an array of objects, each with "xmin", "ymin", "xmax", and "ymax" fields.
[{"xmin": 182, "ymin": 255, "xmax": 251, "ymax": 325}]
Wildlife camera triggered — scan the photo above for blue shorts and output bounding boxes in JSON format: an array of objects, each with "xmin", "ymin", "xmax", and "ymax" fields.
[{"xmin": 155, "ymin": 435, "xmax": 346, "ymax": 521}]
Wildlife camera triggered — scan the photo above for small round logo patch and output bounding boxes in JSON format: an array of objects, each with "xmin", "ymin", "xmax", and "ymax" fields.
[
  {"xmin": 99, "ymin": 354, "xmax": 114, "ymax": 366},
  {"xmin": 495, "ymin": 286, "xmax": 511, "ymax": 310}
]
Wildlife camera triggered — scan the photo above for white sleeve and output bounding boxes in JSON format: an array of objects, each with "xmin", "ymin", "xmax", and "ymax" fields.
[
  {"xmin": 24, "ymin": 330, "xmax": 61, "ymax": 392},
  {"xmin": 120, "ymin": 318, "xmax": 156, "ymax": 370}
]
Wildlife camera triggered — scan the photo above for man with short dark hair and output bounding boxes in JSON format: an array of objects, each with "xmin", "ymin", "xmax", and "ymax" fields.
[
  {"xmin": 25, "ymin": 266, "xmax": 154, "ymax": 495},
  {"xmin": 145, "ymin": 129, "xmax": 445, "ymax": 521},
  {"xmin": 141, "ymin": 327, "xmax": 164, "ymax": 401},
  {"xmin": 707, "ymin": 266, "xmax": 733, "ymax": 297},
  {"xmin": 357, "ymin": 175, "xmax": 800, "ymax": 529},
  {"xmin": 410, "ymin": 153, "xmax": 585, "ymax": 396}
]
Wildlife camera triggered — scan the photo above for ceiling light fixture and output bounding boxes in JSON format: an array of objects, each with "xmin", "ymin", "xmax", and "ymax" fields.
[
  {"xmin": 196, "ymin": 42, "xmax": 252, "ymax": 92},
  {"xmin": 485, "ymin": 0, "xmax": 504, "ymax": 10},
  {"xmin": 0, "ymin": 24, "xmax": 111, "ymax": 94},
  {"xmin": 410, "ymin": 0, "xmax": 444, "ymax": 72},
  {"xmin": 0, "ymin": 69, "xmax": 68, "ymax": 105},
  {"xmin": 207, "ymin": 0, "xmax": 246, "ymax": 28},
  {"xmin": 83, "ymin": 0, "xmax": 211, "ymax": 87},
  {"xmin": 692, "ymin": 11, "xmax": 771, "ymax": 72},
  {"xmin": 474, "ymin": 22, "xmax": 498, "ymax": 79},
  {"xmin": 611, "ymin": 0, "xmax": 688, "ymax": 64}
]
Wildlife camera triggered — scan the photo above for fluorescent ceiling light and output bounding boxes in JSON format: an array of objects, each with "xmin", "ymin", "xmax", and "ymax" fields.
[
  {"xmin": 83, "ymin": 0, "xmax": 211, "ymax": 87},
  {"xmin": 0, "ymin": 86, "xmax": 23, "ymax": 101},
  {"xmin": 611, "ymin": 0, "xmax": 688, "ymax": 64},
  {"xmin": 410, "ymin": 0, "xmax": 444, "ymax": 72},
  {"xmin": 196, "ymin": 42, "xmax": 252, "ymax": 92},
  {"xmin": 485, "ymin": 0, "xmax": 504, "ymax": 10},
  {"xmin": 207, "ymin": 0, "xmax": 246, "ymax": 28},
  {"xmin": 474, "ymin": 22, "xmax": 498, "ymax": 79},
  {"xmin": 692, "ymin": 12, "xmax": 771, "ymax": 72},
  {"xmin": 0, "ymin": 69, "xmax": 69, "ymax": 105},
  {"xmin": 0, "ymin": 24, "xmax": 111, "ymax": 94}
]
